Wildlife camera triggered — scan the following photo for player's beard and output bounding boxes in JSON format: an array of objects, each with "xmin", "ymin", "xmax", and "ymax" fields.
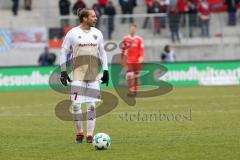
[
  {"xmin": 89, "ymin": 21, "xmax": 96, "ymax": 27},
  {"xmin": 91, "ymin": 23, "xmax": 96, "ymax": 27}
]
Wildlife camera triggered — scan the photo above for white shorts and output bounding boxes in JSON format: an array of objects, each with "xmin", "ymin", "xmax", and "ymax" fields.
[{"xmin": 70, "ymin": 80, "xmax": 101, "ymax": 104}]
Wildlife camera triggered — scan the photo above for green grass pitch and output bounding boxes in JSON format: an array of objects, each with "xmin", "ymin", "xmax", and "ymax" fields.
[{"xmin": 0, "ymin": 86, "xmax": 240, "ymax": 160}]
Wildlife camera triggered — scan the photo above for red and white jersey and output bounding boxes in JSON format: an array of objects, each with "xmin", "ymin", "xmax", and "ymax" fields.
[{"xmin": 121, "ymin": 35, "xmax": 144, "ymax": 63}]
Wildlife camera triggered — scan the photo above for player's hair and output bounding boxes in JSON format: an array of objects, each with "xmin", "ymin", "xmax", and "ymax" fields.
[
  {"xmin": 77, "ymin": 8, "xmax": 92, "ymax": 23},
  {"xmin": 129, "ymin": 24, "xmax": 137, "ymax": 28}
]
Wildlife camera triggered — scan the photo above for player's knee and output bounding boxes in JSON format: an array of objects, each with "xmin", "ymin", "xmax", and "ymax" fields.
[
  {"xmin": 72, "ymin": 103, "xmax": 82, "ymax": 114},
  {"xmin": 86, "ymin": 102, "xmax": 96, "ymax": 120},
  {"xmin": 126, "ymin": 72, "xmax": 134, "ymax": 79},
  {"xmin": 86, "ymin": 102, "xmax": 95, "ymax": 112}
]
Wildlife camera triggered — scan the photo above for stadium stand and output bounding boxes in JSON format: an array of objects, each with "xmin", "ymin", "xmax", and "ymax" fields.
[{"xmin": 0, "ymin": 0, "xmax": 240, "ymax": 66}]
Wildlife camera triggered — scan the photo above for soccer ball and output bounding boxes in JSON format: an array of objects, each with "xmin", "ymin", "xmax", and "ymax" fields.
[{"xmin": 93, "ymin": 133, "xmax": 111, "ymax": 150}]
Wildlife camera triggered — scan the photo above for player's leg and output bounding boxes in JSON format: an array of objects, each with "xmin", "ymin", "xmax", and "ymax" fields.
[
  {"xmin": 71, "ymin": 102, "xmax": 84, "ymax": 143},
  {"xmin": 84, "ymin": 80, "xmax": 101, "ymax": 143},
  {"xmin": 127, "ymin": 72, "xmax": 134, "ymax": 93},
  {"xmin": 127, "ymin": 64, "xmax": 135, "ymax": 96},
  {"xmin": 132, "ymin": 63, "xmax": 141, "ymax": 96},
  {"xmin": 86, "ymin": 102, "xmax": 96, "ymax": 143},
  {"xmin": 133, "ymin": 72, "xmax": 139, "ymax": 94},
  {"xmin": 70, "ymin": 81, "xmax": 86, "ymax": 143}
]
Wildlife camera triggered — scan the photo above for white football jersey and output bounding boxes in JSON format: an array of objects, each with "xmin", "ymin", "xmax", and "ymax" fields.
[{"xmin": 62, "ymin": 26, "xmax": 107, "ymax": 81}]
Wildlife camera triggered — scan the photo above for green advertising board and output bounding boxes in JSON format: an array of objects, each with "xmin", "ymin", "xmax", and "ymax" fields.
[
  {"xmin": 162, "ymin": 61, "xmax": 240, "ymax": 86},
  {"xmin": 0, "ymin": 67, "xmax": 54, "ymax": 91},
  {"xmin": 0, "ymin": 61, "xmax": 240, "ymax": 91}
]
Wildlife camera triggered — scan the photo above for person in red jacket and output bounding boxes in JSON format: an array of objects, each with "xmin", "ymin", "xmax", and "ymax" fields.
[
  {"xmin": 197, "ymin": 0, "xmax": 211, "ymax": 37},
  {"xmin": 121, "ymin": 24, "xmax": 144, "ymax": 96},
  {"xmin": 98, "ymin": 0, "xmax": 108, "ymax": 12},
  {"xmin": 177, "ymin": 0, "xmax": 187, "ymax": 26},
  {"xmin": 98, "ymin": 0, "xmax": 108, "ymax": 7}
]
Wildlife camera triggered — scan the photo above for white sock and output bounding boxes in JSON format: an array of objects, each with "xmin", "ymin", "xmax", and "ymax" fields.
[
  {"xmin": 72, "ymin": 103, "xmax": 83, "ymax": 134},
  {"xmin": 86, "ymin": 102, "xmax": 96, "ymax": 136}
]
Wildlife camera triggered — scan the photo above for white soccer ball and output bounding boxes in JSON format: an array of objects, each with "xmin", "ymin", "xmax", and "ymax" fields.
[{"xmin": 93, "ymin": 133, "xmax": 111, "ymax": 150}]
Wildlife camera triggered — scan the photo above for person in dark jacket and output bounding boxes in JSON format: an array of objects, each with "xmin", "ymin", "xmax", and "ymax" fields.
[
  {"xmin": 92, "ymin": 3, "xmax": 102, "ymax": 29},
  {"xmin": 24, "ymin": 0, "xmax": 32, "ymax": 10},
  {"xmin": 225, "ymin": 0, "xmax": 238, "ymax": 26},
  {"xmin": 168, "ymin": 0, "xmax": 181, "ymax": 42},
  {"xmin": 104, "ymin": 1, "xmax": 116, "ymax": 39},
  {"xmin": 38, "ymin": 47, "xmax": 56, "ymax": 66},
  {"xmin": 72, "ymin": 0, "xmax": 87, "ymax": 25},
  {"xmin": 72, "ymin": 0, "xmax": 86, "ymax": 15},
  {"xmin": 12, "ymin": 0, "xmax": 19, "ymax": 16},
  {"xmin": 142, "ymin": 0, "xmax": 153, "ymax": 29},
  {"xmin": 187, "ymin": 0, "xmax": 197, "ymax": 37},
  {"xmin": 59, "ymin": 0, "xmax": 71, "ymax": 27},
  {"xmin": 119, "ymin": 0, "xmax": 137, "ymax": 23},
  {"xmin": 151, "ymin": 0, "xmax": 161, "ymax": 34}
]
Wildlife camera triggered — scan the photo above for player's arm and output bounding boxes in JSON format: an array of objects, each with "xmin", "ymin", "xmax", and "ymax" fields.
[
  {"xmin": 99, "ymin": 33, "xmax": 109, "ymax": 86},
  {"xmin": 59, "ymin": 32, "xmax": 72, "ymax": 86},
  {"xmin": 138, "ymin": 38, "xmax": 144, "ymax": 63},
  {"xmin": 121, "ymin": 38, "xmax": 127, "ymax": 67}
]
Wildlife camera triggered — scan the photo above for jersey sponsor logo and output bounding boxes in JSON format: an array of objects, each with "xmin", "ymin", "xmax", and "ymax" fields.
[
  {"xmin": 78, "ymin": 43, "xmax": 97, "ymax": 47},
  {"xmin": 93, "ymin": 35, "xmax": 98, "ymax": 40}
]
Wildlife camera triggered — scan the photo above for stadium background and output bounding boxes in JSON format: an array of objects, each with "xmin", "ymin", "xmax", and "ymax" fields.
[
  {"xmin": 0, "ymin": 0, "xmax": 240, "ymax": 89},
  {"xmin": 0, "ymin": 0, "xmax": 240, "ymax": 160}
]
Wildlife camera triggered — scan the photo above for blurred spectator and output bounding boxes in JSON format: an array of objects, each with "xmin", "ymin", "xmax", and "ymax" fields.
[
  {"xmin": 12, "ymin": 0, "xmax": 19, "ymax": 16},
  {"xmin": 92, "ymin": 3, "xmax": 102, "ymax": 29},
  {"xmin": 187, "ymin": 0, "xmax": 197, "ymax": 37},
  {"xmin": 151, "ymin": 0, "xmax": 161, "ymax": 34},
  {"xmin": 177, "ymin": 0, "xmax": 187, "ymax": 26},
  {"xmin": 119, "ymin": 0, "xmax": 137, "ymax": 23},
  {"xmin": 159, "ymin": 0, "xmax": 168, "ymax": 28},
  {"xmin": 59, "ymin": 0, "xmax": 71, "ymax": 28},
  {"xmin": 142, "ymin": 0, "xmax": 153, "ymax": 29},
  {"xmin": 104, "ymin": 1, "xmax": 116, "ymax": 39},
  {"xmin": 168, "ymin": 0, "xmax": 181, "ymax": 42},
  {"xmin": 38, "ymin": 47, "xmax": 56, "ymax": 66},
  {"xmin": 98, "ymin": 0, "xmax": 108, "ymax": 13},
  {"xmin": 198, "ymin": 0, "xmax": 211, "ymax": 37},
  {"xmin": 72, "ymin": 0, "xmax": 86, "ymax": 15},
  {"xmin": 72, "ymin": 0, "xmax": 86, "ymax": 25},
  {"xmin": 161, "ymin": 45, "xmax": 176, "ymax": 62},
  {"xmin": 24, "ymin": 0, "xmax": 32, "ymax": 10},
  {"xmin": 225, "ymin": 0, "xmax": 238, "ymax": 26}
]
